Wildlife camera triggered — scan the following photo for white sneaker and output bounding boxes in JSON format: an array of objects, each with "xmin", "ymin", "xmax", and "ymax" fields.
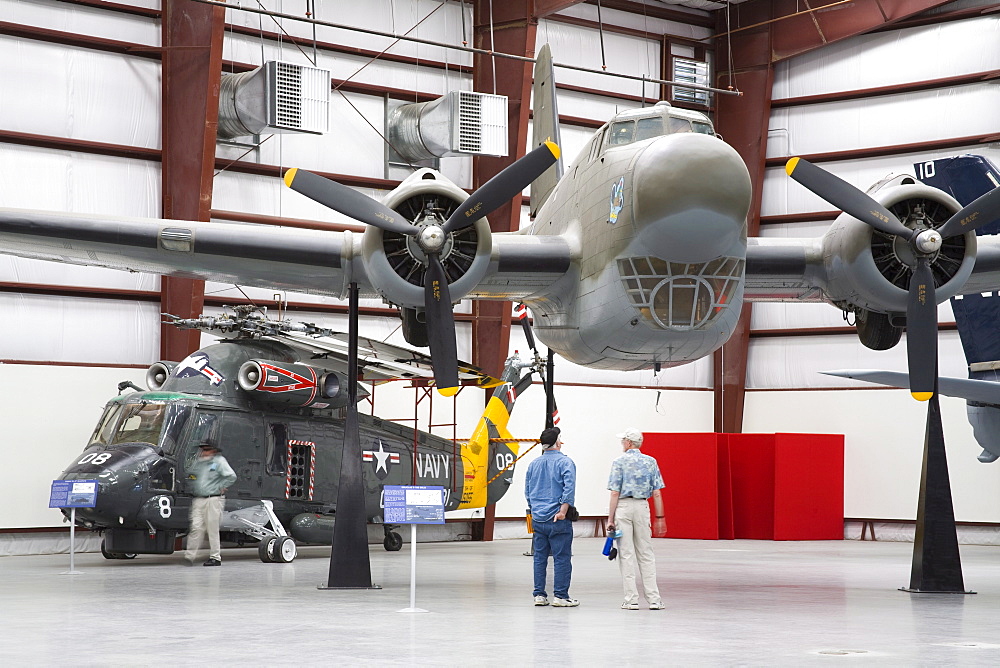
[
  {"xmin": 621, "ymin": 601, "xmax": 640, "ymax": 610},
  {"xmin": 649, "ymin": 602, "xmax": 666, "ymax": 610},
  {"xmin": 552, "ymin": 597, "xmax": 579, "ymax": 607},
  {"xmin": 533, "ymin": 595, "xmax": 549, "ymax": 606}
]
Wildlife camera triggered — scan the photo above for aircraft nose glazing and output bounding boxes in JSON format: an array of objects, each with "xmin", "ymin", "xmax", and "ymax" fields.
[{"xmin": 630, "ymin": 133, "xmax": 752, "ymax": 263}]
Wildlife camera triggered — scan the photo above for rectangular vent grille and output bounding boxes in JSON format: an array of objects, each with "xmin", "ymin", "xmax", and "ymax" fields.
[
  {"xmin": 455, "ymin": 91, "xmax": 507, "ymax": 157},
  {"xmin": 285, "ymin": 439, "xmax": 316, "ymax": 501},
  {"xmin": 672, "ymin": 58, "xmax": 710, "ymax": 106},
  {"xmin": 267, "ymin": 61, "xmax": 329, "ymax": 134}
]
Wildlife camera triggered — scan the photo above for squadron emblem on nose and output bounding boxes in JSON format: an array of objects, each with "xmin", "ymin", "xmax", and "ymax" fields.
[{"xmin": 608, "ymin": 176, "xmax": 625, "ymax": 224}]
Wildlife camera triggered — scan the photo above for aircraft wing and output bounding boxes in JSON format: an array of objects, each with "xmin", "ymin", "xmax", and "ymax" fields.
[
  {"xmin": 745, "ymin": 234, "xmax": 1000, "ymax": 303},
  {"xmin": 744, "ymin": 237, "xmax": 827, "ymax": 302},
  {"xmin": 823, "ymin": 369, "xmax": 1000, "ymax": 405},
  {"xmin": 0, "ymin": 208, "xmax": 357, "ymax": 298}
]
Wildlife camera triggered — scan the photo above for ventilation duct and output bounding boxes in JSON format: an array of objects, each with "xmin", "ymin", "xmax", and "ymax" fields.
[
  {"xmin": 217, "ymin": 61, "xmax": 330, "ymax": 139},
  {"xmin": 387, "ymin": 91, "xmax": 508, "ymax": 162}
]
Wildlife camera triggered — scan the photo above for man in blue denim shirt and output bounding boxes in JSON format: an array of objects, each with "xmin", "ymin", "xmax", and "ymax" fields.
[{"xmin": 524, "ymin": 426, "xmax": 578, "ymax": 607}]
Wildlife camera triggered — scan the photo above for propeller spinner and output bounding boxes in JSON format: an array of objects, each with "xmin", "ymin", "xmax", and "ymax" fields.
[
  {"xmin": 285, "ymin": 141, "xmax": 560, "ymax": 395},
  {"xmin": 786, "ymin": 157, "xmax": 1000, "ymax": 400}
]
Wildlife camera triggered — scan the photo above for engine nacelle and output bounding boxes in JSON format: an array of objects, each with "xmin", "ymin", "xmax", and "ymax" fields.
[
  {"xmin": 362, "ymin": 168, "xmax": 492, "ymax": 309},
  {"xmin": 146, "ymin": 361, "xmax": 177, "ymax": 390},
  {"xmin": 237, "ymin": 360, "xmax": 353, "ymax": 409},
  {"xmin": 819, "ymin": 177, "xmax": 975, "ymax": 313}
]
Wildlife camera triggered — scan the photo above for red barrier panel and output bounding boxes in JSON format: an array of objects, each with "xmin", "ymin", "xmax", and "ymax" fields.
[{"xmin": 643, "ymin": 432, "xmax": 844, "ymax": 541}]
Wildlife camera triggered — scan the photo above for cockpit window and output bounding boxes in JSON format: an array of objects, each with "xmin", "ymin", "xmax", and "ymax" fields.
[
  {"xmin": 183, "ymin": 410, "xmax": 221, "ymax": 469},
  {"xmin": 89, "ymin": 403, "xmax": 124, "ymax": 447},
  {"xmin": 608, "ymin": 121, "xmax": 635, "ymax": 146},
  {"xmin": 109, "ymin": 402, "xmax": 170, "ymax": 448},
  {"xmin": 668, "ymin": 117, "xmax": 692, "ymax": 134},
  {"xmin": 635, "ymin": 117, "xmax": 663, "ymax": 142},
  {"xmin": 693, "ymin": 121, "xmax": 714, "ymax": 135},
  {"xmin": 160, "ymin": 405, "xmax": 193, "ymax": 455}
]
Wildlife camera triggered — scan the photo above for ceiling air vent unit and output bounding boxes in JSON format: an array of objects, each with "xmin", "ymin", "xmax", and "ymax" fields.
[
  {"xmin": 387, "ymin": 91, "xmax": 507, "ymax": 163},
  {"xmin": 217, "ymin": 61, "xmax": 330, "ymax": 139}
]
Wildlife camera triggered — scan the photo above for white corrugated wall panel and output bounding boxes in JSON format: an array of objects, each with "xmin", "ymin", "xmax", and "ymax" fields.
[
  {"xmin": 0, "ymin": 37, "xmax": 160, "ymax": 148},
  {"xmin": 223, "ymin": 0, "xmax": 472, "ymax": 68},
  {"xmin": 0, "ymin": 293, "xmax": 159, "ymax": 364},
  {"xmin": 750, "ymin": 300, "xmax": 956, "ymax": 331},
  {"xmin": 0, "ymin": 0, "xmax": 160, "ymax": 45},
  {"xmin": 534, "ymin": 20, "xmax": 660, "ymax": 98},
  {"xmin": 768, "ymin": 84, "xmax": 1000, "ymax": 159},
  {"xmin": 772, "ymin": 15, "xmax": 1000, "ymax": 100},
  {"xmin": 747, "ymin": 330, "xmax": 966, "ymax": 389}
]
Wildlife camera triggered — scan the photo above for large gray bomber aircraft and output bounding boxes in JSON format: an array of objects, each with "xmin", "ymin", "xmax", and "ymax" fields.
[{"xmin": 3, "ymin": 44, "xmax": 1000, "ymax": 399}]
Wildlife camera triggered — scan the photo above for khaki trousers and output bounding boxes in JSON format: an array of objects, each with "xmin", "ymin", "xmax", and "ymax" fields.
[
  {"xmin": 185, "ymin": 495, "xmax": 224, "ymax": 562},
  {"xmin": 615, "ymin": 497, "xmax": 661, "ymax": 605}
]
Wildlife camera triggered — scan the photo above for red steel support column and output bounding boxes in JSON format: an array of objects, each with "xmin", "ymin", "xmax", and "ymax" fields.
[
  {"xmin": 470, "ymin": 1, "xmax": 538, "ymax": 541},
  {"xmin": 711, "ymin": 0, "xmax": 953, "ymax": 433},
  {"xmin": 159, "ymin": 1, "xmax": 225, "ymax": 361}
]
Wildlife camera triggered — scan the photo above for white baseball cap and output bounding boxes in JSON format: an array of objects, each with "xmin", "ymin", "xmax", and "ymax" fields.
[{"xmin": 616, "ymin": 428, "xmax": 643, "ymax": 446}]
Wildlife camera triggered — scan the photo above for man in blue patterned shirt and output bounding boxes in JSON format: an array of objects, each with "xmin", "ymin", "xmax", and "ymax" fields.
[
  {"xmin": 607, "ymin": 427, "xmax": 666, "ymax": 610},
  {"xmin": 524, "ymin": 427, "xmax": 578, "ymax": 607}
]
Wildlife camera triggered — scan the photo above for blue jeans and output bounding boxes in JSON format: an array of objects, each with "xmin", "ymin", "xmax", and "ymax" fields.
[{"xmin": 532, "ymin": 519, "xmax": 573, "ymax": 599}]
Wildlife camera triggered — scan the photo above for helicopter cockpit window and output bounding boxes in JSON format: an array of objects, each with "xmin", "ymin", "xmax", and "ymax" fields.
[
  {"xmin": 608, "ymin": 121, "xmax": 635, "ymax": 146},
  {"xmin": 109, "ymin": 402, "xmax": 170, "ymax": 448},
  {"xmin": 634, "ymin": 117, "xmax": 664, "ymax": 142},
  {"xmin": 159, "ymin": 404, "xmax": 193, "ymax": 455},
  {"xmin": 89, "ymin": 403, "xmax": 124, "ymax": 448},
  {"xmin": 183, "ymin": 411, "xmax": 221, "ymax": 469}
]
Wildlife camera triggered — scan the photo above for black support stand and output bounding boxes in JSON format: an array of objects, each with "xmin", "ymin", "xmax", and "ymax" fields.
[
  {"xmin": 319, "ymin": 282, "xmax": 380, "ymax": 590},
  {"xmin": 900, "ymin": 393, "xmax": 973, "ymax": 595}
]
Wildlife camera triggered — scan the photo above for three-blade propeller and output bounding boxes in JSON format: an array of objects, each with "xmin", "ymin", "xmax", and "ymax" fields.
[
  {"xmin": 285, "ymin": 141, "xmax": 560, "ymax": 395},
  {"xmin": 786, "ymin": 157, "xmax": 1000, "ymax": 400}
]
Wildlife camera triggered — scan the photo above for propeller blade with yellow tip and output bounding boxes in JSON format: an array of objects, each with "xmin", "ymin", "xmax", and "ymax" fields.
[
  {"xmin": 442, "ymin": 141, "xmax": 560, "ymax": 234},
  {"xmin": 906, "ymin": 257, "xmax": 938, "ymax": 401},
  {"xmin": 283, "ymin": 168, "xmax": 418, "ymax": 235},
  {"xmin": 785, "ymin": 157, "xmax": 911, "ymax": 237}
]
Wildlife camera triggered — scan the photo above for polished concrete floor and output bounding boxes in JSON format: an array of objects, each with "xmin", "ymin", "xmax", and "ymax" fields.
[{"xmin": 3, "ymin": 537, "xmax": 1000, "ymax": 666}]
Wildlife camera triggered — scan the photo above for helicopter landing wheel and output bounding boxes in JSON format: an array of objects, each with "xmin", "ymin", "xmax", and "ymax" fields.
[
  {"xmin": 258, "ymin": 536, "xmax": 277, "ymax": 563},
  {"xmin": 273, "ymin": 536, "xmax": 297, "ymax": 563},
  {"xmin": 383, "ymin": 531, "xmax": 403, "ymax": 552}
]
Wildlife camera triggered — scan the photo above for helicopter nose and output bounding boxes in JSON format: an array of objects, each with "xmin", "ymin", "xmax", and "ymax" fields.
[{"xmin": 630, "ymin": 132, "xmax": 751, "ymax": 263}]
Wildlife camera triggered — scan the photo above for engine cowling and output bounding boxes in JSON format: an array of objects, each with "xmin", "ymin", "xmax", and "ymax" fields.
[
  {"xmin": 819, "ymin": 176, "xmax": 976, "ymax": 313},
  {"xmin": 362, "ymin": 168, "xmax": 492, "ymax": 310},
  {"xmin": 237, "ymin": 360, "xmax": 353, "ymax": 409}
]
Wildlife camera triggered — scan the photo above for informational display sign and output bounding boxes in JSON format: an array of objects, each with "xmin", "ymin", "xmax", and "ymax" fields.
[
  {"xmin": 383, "ymin": 485, "xmax": 445, "ymax": 525},
  {"xmin": 49, "ymin": 480, "xmax": 98, "ymax": 509}
]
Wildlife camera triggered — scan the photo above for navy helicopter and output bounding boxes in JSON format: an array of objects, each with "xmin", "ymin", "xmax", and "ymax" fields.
[{"xmin": 56, "ymin": 305, "xmax": 539, "ymax": 563}]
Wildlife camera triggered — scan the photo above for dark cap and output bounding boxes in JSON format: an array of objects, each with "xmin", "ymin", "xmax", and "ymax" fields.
[
  {"xmin": 198, "ymin": 440, "xmax": 219, "ymax": 452},
  {"xmin": 539, "ymin": 427, "xmax": 561, "ymax": 447}
]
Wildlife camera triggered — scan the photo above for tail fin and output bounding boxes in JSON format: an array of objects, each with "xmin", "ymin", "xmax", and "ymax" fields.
[
  {"xmin": 530, "ymin": 43, "xmax": 563, "ymax": 217},
  {"xmin": 457, "ymin": 353, "xmax": 535, "ymax": 509}
]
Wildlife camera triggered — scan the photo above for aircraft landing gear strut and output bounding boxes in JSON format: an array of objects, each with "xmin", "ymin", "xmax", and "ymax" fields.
[{"xmin": 235, "ymin": 500, "xmax": 297, "ymax": 563}]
